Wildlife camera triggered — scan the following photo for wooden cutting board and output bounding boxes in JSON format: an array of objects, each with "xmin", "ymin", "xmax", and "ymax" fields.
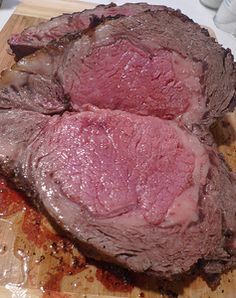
[{"xmin": 0, "ymin": 1, "xmax": 236, "ymax": 297}]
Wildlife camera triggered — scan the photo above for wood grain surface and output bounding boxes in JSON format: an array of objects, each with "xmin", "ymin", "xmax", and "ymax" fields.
[
  {"xmin": 15, "ymin": 0, "xmax": 97, "ymax": 19},
  {"xmin": 0, "ymin": 2, "xmax": 236, "ymax": 297}
]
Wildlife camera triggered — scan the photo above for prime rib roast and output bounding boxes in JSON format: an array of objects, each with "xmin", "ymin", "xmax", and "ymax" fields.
[
  {"xmin": 0, "ymin": 108, "xmax": 236, "ymax": 278},
  {"xmin": 0, "ymin": 3, "xmax": 235, "ymax": 280},
  {"xmin": 1, "ymin": 8, "xmax": 235, "ymax": 127}
]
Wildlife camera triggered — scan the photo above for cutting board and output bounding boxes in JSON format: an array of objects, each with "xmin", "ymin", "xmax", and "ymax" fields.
[{"xmin": 0, "ymin": 1, "xmax": 236, "ymax": 297}]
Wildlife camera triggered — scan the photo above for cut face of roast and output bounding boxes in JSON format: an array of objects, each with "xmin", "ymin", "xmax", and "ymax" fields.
[
  {"xmin": 0, "ymin": 9, "xmax": 235, "ymax": 127},
  {"xmin": 22, "ymin": 109, "xmax": 208, "ymax": 225},
  {"xmin": 63, "ymin": 43, "xmax": 203, "ymax": 121},
  {"xmin": 0, "ymin": 109, "xmax": 235, "ymax": 277}
]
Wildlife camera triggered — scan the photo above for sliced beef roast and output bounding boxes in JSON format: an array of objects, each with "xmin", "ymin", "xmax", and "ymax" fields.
[
  {"xmin": 8, "ymin": 3, "xmax": 162, "ymax": 59},
  {"xmin": 1, "ymin": 9, "xmax": 235, "ymax": 126},
  {"xmin": 1, "ymin": 3, "xmax": 236, "ymax": 281},
  {"xmin": 0, "ymin": 108, "xmax": 235, "ymax": 278}
]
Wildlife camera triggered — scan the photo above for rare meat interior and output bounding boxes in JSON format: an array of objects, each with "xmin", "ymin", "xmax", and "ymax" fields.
[
  {"xmin": 62, "ymin": 43, "xmax": 203, "ymax": 121},
  {"xmin": 22, "ymin": 109, "xmax": 209, "ymax": 225}
]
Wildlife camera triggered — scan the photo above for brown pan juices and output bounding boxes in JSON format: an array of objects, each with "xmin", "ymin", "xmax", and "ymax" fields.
[{"xmin": 0, "ymin": 177, "xmax": 135, "ymax": 295}]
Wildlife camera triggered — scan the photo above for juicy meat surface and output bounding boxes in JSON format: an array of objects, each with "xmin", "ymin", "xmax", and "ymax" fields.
[
  {"xmin": 21, "ymin": 109, "xmax": 206, "ymax": 225},
  {"xmin": 8, "ymin": 3, "xmax": 163, "ymax": 58},
  {"xmin": 64, "ymin": 43, "xmax": 202, "ymax": 120},
  {"xmin": 0, "ymin": 109, "xmax": 235, "ymax": 278},
  {"xmin": 0, "ymin": 8, "xmax": 235, "ymax": 126}
]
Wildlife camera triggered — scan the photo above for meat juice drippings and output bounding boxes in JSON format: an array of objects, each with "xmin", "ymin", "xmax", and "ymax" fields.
[
  {"xmin": 0, "ymin": 177, "xmax": 85, "ymax": 293},
  {"xmin": 0, "ymin": 177, "xmax": 138, "ymax": 296},
  {"xmin": 0, "ymin": 177, "xmax": 194, "ymax": 297}
]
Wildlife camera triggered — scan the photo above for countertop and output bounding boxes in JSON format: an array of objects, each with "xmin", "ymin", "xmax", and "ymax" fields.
[{"xmin": 0, "ymin": 0, "xmax": 236, "ymax": 59}]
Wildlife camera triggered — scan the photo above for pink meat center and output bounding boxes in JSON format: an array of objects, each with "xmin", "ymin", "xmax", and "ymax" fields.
[
  {"xmin": 63, "ymin": 40, "xmax": 202, "ymax": 119},
  {"xmin": 33, "ymin": 113, "xmax": 199, "ymax": 225}
]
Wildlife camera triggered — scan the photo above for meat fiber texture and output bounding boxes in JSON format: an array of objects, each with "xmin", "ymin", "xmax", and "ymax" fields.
[
  {"xmin": 0, "ymin": 4, "xmax": 235, "ymax": 280},
  {"xmin": 0, "ymin": 7, "xmax": 235, "ymax": 129},
  {"xmin": 0, "ymin": 108, "xmax": 236, "ymax": 278}
]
